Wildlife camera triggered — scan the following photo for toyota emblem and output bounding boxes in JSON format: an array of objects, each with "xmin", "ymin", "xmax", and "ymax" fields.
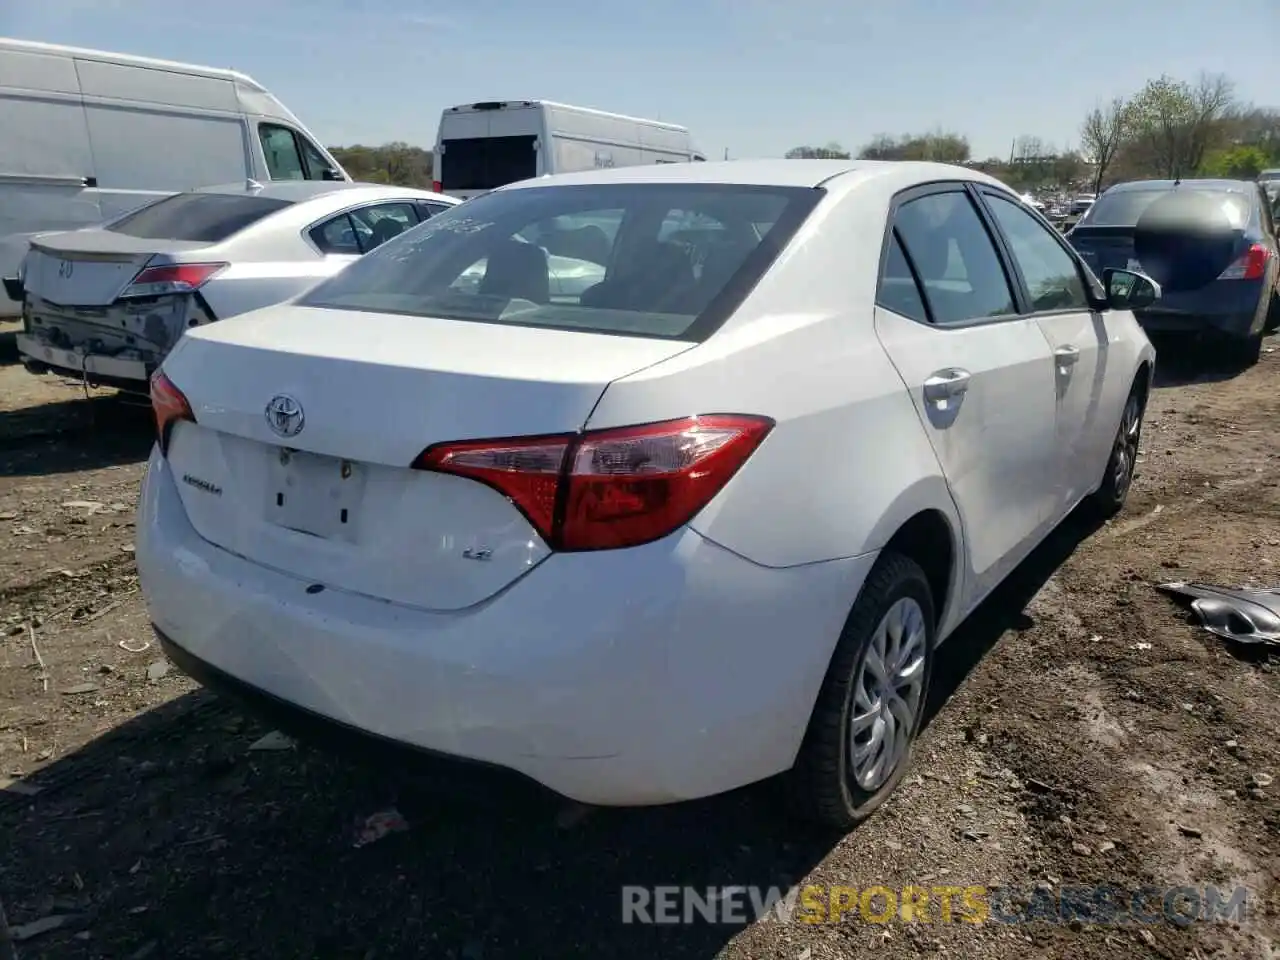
[{"xmin": 265, "ymin": 394, "xmax": 305, "ymax": 438}]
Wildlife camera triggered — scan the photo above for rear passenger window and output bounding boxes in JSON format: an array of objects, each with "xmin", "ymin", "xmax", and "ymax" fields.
[
  {"xmin": 894, "ymin": 191, "xmax": 1016, "ymax": 324},
  {"xmin": 877, "ymin": 233, "xmax": 928, "ymax": 322},
  {"xmin": 415, "ymin": 201, "xmax": 451, "ymax": 221},
  {"xmin": 349, "ymin": 202, "xmax": 419, "ymax": 251},
  {"xmin": 310, "ymin": 214, "xmax": 362, "ymax": 255}
]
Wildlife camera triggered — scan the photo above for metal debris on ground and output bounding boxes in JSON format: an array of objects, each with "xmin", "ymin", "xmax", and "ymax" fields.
[
  {"xmin": 247, "ymin": 731, "xmax": 295, "ymax": 752},
  {"xmin": 145, "ymin": 660, "xmax": 170, "ymax": 682},
  {"xmin": 11, "ymin": 913, "xmax": 86, "ymax": 942},
  {"xmin": 554, "ymin": 802, "xmax": 593, "ymax": 830},
  {"xmin": 352, "ymin": 808, "xmax": 409, "ymax": 848},
  {"xmin": 0, "ymin": 777, "xmax": 42, "ymax": 797},
  {"xmin": 1157, "ymin": 581, "xmax": 1280, "ymax": 647}
]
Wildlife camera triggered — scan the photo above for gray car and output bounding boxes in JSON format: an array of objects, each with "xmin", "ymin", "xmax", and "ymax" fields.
[{"xmin": 7, "ymin": 181, "xmax": 457, "ymax": 392}]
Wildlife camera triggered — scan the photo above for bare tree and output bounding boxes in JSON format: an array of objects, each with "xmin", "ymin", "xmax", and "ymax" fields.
[
  {"xmin": 1185, "ymin": 73, "xmax": 1237, "ymax": 172},
  {"xmin": 1013, "ymin": 135, "xmax": 1048, "ymax": 161},
  {"xmin": 1080, "ymin": 96, "xmax": 1131, "ymax": 194}
]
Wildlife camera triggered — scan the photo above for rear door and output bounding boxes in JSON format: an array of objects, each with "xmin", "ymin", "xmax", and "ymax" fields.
[
  {"xmin": 978, "ymin": 187, "xmax": 1110, "ymax": 513},
  {"xmin": 873, "ymin": 184, "xmax": 1057, "ymax": 601}
]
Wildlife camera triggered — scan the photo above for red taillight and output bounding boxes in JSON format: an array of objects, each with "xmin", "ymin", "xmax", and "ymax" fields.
[
  {"xmin": 414, "ymin": 414, "xmax": 773, "ymax": 551},
  {"xmin": 1218, "ymin": 243, "xmax": 1270, "ymax": 281},
  {"xmin": 122, "ymin": 262, "xmax": 227, "ymax": 299},
  {"xmin": 149, "ymin": 371, "xmax": 195, "ymax": 453},
  {"xmin": 431, "ymin": 180, "xmax": 443, "ymax": 193}
]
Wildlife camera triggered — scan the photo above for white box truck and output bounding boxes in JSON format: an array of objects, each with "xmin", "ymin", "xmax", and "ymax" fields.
[
  {"xmin": 0, "ymin": 38, "xmax": 349, "ymax": 317},
  {"xmin": 433, "ymin": 100, "xmax": 704, "ymax": 200}
]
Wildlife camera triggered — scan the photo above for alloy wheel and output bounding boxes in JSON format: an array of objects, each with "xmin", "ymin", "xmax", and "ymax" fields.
[{"xmin": 849, "ymin": 597, "xmax": 928, "ymax": 792}]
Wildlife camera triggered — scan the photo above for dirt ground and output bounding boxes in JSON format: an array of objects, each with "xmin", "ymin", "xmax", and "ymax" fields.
[{"xmin": 0, "ymin": 329, "xmax": 1277, "ymax": 960}]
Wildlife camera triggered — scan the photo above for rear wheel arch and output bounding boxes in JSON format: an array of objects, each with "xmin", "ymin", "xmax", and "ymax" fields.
[
  {"xmin": 861, "ymin": 477, "xmax": 962, "ymax": 633},
  {"xmin": 878, "ymin": 509, "xmax": 957, "ymax": 634}
]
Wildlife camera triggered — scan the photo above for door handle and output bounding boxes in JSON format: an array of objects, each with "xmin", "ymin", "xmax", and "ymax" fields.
[
  {"xmin": 1055, "ymin": 345, "xmax": 1081, "ymax": 366},
  {"xmin": 923, "ymin": 368, "xmax": 971, "ymax": 402}
]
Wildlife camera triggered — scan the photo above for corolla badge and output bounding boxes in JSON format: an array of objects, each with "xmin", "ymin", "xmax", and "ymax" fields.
[{"xmin": 265, "ymin": 394, "xmax": 305, "ymax": 438}]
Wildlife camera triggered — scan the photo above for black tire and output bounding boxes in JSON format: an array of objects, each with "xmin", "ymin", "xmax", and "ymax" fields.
[
  {"xmin": 1265, "ymin": 291, "xmax": 1280, "ymax": 334},
  {"xmin": 787, "ymin": 552, "xmax": 935, "ymax": 830},
  {"xmin": 1088, "ymin": 383, "xmax": 1145, "ymax": 518}
]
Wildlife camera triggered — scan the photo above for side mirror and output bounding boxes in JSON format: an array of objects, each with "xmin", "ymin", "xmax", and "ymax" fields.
[
  {"xmin": 1102, "ymin": 267, "xmax": 1160, "ymax": 310},
  {"xmin": 321, "ymin": 167, "xmax": 344, "ymax": 182}
]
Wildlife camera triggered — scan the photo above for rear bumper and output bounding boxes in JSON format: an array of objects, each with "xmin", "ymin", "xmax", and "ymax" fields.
[
  {"xmin": 156, "ymin": 627, "xmax": 560, "ymax": 806},
  {"xmin": 136, "ymin": 449, "xmax": 872, "ymax": 806},
  {"xmin": 16, "ymin": 333, "xmax": 150, "ymax": 385},
  {"xmin": 1135, "ymin": 280, "xmax": 1266, "ymax": 340}
]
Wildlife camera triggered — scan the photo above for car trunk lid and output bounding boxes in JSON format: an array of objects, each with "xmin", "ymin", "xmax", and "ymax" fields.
[
  {"xmin": 26, "ymin": 231, "xmax": 207, "ymax": 307},
  {"xmin": 159, "ymin": 305, "xmax": 695, "ymax": 610},
  {"xmin": 1067, "ymin": 225, "xmax": 1139, "ymax": 277}
]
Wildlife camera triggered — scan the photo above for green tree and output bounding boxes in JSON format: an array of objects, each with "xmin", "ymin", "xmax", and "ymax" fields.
[
  {"xmin": 1201, "ymin": 144, "xmax": 1272, "ymax": 179},
  {"xmin": 784, "ymin": 142, "xmax": 852, "ymax": 159},
  {"xmin": 857, "ymin": 131, "xmax": 970, "ymax": 164},
  {"xmin": 328, "ymin": 142, "xmax": 435, "ymax": 188},
  {"xmin": 1122, "ymin": 73, "xmax": 1235, "ymax": 178}
]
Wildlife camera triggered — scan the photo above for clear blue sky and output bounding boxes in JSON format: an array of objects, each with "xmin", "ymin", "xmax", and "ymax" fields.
[{"xmin": 5, "ymin": 0, "xmax": 1277, "ymax": 160}]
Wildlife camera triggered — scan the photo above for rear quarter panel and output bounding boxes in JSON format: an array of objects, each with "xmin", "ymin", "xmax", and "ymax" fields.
[
  {"xmin": 588, "ymin": 180, "xmax": 962, "ymax": 580},
  {"xmin": 197, "ymin": 226, "xmax": 337, "ymax": 320},
  {"xmin": 199, "ymin": 265, "xmax": 335, "ymax": 320}
]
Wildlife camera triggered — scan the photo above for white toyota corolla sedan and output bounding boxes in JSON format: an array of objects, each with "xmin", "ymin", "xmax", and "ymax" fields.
[{"xmin": 137, "ymin": 160, "xmax": 1157, "ymax": 828}]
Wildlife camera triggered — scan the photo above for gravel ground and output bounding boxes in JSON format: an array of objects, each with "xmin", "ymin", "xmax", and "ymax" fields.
[{"xmin": 0, "ymin": 335, "xmax": 1277, "ymax": 960}]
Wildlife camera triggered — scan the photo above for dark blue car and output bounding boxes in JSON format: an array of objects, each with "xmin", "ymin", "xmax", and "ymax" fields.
[{"xmin": 1067, "ymin": 179, "xmax": 1280, "ymax": 366}]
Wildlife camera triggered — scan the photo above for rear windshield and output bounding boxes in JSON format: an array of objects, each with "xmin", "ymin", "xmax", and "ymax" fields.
[
  {"xmin": 440, "ymin": 136, "xmax": 537, "ymax": 192},
  {"xmin": 106, "ymin": 193, "xmax": 293, "ymax": 242},
  {"xmin": 300, "ymin": 182, "xmax": 822, "ymax": 341},
  {"xmin": 1081, "ymin": 187, "xmax": 1253, "ymax": 228}
]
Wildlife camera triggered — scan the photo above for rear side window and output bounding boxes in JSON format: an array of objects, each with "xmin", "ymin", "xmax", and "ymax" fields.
[
  {"xmin": 892, "ymin": 191, "xmax": 1016, "ymax": 324},
  {"xmin": 415, "ymin": 201, "xmax": 453, "ymax": 220},
  {"xmin": 311, "ymin": 202, "xmax": 422, "ymax": 255},
  {"xmin": 876, "ymin": 233, "xmax": 928, "ymax": 323},
  {"xmin": 300, "ymin": 183, "xmax": 822, "ymax": 341},
  {"xmin": 106, "ymin": 193, "xmax": 292, "ymax": 242},
  {"xmin": 440, "ymin": 136, "xmax": 537, "ymax": 191},
  {"xmin": 1083, "ymin": 188, "xmax": 1253, "ymax": 228}
]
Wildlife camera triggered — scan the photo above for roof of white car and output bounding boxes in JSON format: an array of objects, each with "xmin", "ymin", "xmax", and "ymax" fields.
[{"xmin": 503, "ymin": 159, "xmax": 1014, "ymax": 192}]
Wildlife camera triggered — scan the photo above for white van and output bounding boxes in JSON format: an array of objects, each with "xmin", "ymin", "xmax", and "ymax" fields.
[
  {"xmin": 0, "ymin": 38, "xmax": 349, "ymax": 317},
  {"xmin": 433, "ymin": 100, "xmax": 703, "ymax": 200}
]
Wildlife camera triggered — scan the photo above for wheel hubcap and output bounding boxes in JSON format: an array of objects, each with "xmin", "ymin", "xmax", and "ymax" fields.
[
  {"xmin": 1112, "ymin": 396, "xmax": 1142, "ymax": 495},
  {"xmin": 849, "ymin": 597, "xmax": 928, "ymax": 792}
]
